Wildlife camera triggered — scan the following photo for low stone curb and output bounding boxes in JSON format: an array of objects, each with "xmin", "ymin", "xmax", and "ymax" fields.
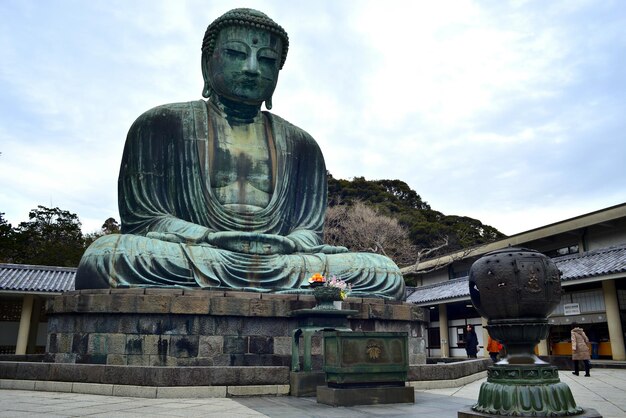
[
  {"xmin": 0, "ymin": 362, "xmax": 290, "ymax": 386},
  {"xmin": 408, "ymin": 370, "xmax": 487, "ymax": 389},
  {"xmin": 409, "ymin": 358, "xmax": 491, "ymax": 381},
  {"xmin": 0, "ymin": 379, "xmax": 290, "ymax": 398},
  {"xmin": 1, "ymin": 372, "xmax": 489, "ymax": 398}
]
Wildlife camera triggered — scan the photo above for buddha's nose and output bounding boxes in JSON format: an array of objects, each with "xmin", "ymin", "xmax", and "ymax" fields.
[{"xmin": 243, "ymin": 55, "xmax": 260, "ymax": 76}]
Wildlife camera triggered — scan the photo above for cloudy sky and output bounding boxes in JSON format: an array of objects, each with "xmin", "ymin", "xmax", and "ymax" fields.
[{"xmin": 1, "ymin": 0, "xmax": 624, "ymax": 237}]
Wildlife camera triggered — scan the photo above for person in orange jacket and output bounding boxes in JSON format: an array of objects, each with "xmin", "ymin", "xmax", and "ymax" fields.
[{"xmin": 487, "ymin": 335, "xmax": 503, "ymax": 362}]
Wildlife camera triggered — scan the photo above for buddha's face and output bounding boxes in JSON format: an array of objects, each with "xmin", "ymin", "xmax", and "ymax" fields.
[{"xmin": 206, "ymin": 26, "xmax": 283, "ymax": 105}]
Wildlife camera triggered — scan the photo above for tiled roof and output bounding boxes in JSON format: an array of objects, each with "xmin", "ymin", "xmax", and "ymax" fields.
[
  {"xmin": 406, "ymin": 244, "xmax": 626, "ymax": 305},
  {"xmin": 405, "ymin": 277, "xmax": 470, "ymax": 304},
  {"xmin": 554, "ymin": 244, "xmax": 626, "ymax": 281},
  {"xmin": 0, "ymin": 263, "xmax": 76, "ymax": 293}
]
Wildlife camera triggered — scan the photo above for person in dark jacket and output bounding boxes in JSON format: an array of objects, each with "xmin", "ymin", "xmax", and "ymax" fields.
[{"xmin": 465, "ymin": 324, "xmax": 479, "ymax": 358}]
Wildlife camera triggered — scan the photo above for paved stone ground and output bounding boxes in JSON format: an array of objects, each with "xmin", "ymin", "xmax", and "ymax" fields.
[{"xmin": 1, "ymin": 369, "xmax": 625, "ymax": 417}]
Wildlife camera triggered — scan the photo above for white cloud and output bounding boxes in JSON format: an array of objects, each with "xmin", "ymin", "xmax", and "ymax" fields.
[{"xmin": 0, "ymin": 0, "xmax": 624, "ymax": 239}]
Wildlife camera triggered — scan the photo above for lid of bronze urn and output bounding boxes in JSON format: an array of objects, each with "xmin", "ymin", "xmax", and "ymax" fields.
[{"xmin": 468, "ymin": 247, "xmax": 563, "ymax": 321}]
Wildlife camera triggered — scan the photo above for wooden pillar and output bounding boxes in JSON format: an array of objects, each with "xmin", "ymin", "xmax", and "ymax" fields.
[
  {"xmin": 15, "ymin": 294, "xmax": 34, "ymax": 355},
  {"xmin": 439, "ymin": 303, "xmax": 449, "ymax": 358},
  {"xmin": 481, "ymin": 317, "xmax": 490, "ymax": 358},
  {"xmin": 603, "ymin": 279, "xmax": 626, "ymax": 360},
  {"xmin": 537, "ymin": 339, "xmax": 549, "ymax": 356}
]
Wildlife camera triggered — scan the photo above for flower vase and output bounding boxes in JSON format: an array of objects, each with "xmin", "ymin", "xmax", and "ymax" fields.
[{"xmin": 313, "ymin": 286, "xmax": 342, "ymax": 310}]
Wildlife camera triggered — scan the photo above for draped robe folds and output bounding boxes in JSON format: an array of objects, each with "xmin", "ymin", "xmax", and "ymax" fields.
[{"xmin": 76, "ymin": 100, "xmax": 405, "ymax": 300}]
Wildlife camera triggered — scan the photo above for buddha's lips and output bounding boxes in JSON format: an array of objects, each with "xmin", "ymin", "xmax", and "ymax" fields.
[{"xmin": 239, "ymin": 78, "xmax": 259, "ymax": 88}]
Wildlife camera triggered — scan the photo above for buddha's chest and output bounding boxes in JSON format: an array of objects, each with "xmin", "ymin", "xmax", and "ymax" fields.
[{"xmin": 209, "ymin": 120, "xmax": 274, "ymax": 210}]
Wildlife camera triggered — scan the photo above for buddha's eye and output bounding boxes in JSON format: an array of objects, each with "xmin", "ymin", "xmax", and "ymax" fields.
[
  {"xmin": 258, "ymin": 56, "xmax": 277, "ymax": 66},
  {"xmin": 224, "ymin": 48, "xmax": 246, "ymax": 59},
  {"xmin": 258, "ymin": 50, "xmax": 278, "ymax": 67}
]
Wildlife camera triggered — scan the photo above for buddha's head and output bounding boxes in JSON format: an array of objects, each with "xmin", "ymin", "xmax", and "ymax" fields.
[{"xmin": 201, "ymin": 9, "xmax": 289, "ymax": 110}]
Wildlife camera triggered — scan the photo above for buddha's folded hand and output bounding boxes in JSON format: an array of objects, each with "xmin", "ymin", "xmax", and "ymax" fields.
[
  {"xmin": 295, "ymin": 243, "xmax": 349, "ymax": 254},
  {"xmin": 206, "ymin": 231, "xmax": 297, "ymax": 255},
  {"xmin": 146, "ymin": 230, "xmax": 210, "ymax": 244}
]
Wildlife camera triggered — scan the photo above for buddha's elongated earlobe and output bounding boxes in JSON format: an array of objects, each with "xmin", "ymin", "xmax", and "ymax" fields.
[
  {"xmin": 265, "ymin": 96, "xmax": 273, "ymax": 110},
  {"xmin": 202, "ymin": 82, "xmax": 213, "ymax": 98}
]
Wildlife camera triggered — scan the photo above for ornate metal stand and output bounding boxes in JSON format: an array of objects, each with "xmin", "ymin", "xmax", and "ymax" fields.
[
  {"xmin": 472, "ymin": 319, "xmax": 582, "ymax": 416},
  {"xmin": 466, "ymin": 248, "xmax": 590, "ymax": 417},
  {"xmin": 474, "ymin": 363, "xmax": 580, "ymax": 416}
]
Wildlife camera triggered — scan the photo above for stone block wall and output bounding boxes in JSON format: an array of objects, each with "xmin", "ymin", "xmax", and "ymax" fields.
[{"xmin": 46, "ymin": 289, "xmax": 427, "ymax": 367}]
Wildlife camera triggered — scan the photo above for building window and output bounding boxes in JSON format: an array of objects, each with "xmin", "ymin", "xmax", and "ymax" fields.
[
  {"xmin": 546, "ymin": 245, "xmax": 579, "ymax": 258},
  {"xmin": 448, "ymin": 265, "xmax": 469, "ymax": 280}
]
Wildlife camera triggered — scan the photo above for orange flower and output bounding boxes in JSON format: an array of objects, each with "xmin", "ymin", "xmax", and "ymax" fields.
[{"xmin": 309, "ymin": 273, "xmax": 325, "ymax": 283}]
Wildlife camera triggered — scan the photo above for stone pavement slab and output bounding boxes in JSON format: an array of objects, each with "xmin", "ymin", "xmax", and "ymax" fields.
[
  {"xmin": 417, "ymin": 368, "xmax": 626, "ymax": 418},
  {"xmin": 1, "ymin": 369, "xmax": 625, "ymax": 417}
]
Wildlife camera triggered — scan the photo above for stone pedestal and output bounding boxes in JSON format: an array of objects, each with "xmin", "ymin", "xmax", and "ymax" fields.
[{"xmin": 45, "ymin": 289, "xmax": 427, "ymax": 368}]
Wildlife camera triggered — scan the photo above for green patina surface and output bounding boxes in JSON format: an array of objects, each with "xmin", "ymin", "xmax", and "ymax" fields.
[
  {"xmin": 75, "ymin": 8, "xmax": 404, "ymax": 300},
  {"xmin": 323, "ymin": 331, "xmax": 409, "ymax": 387},
  {"xmin": 473, "ymin": 364, "xmax": 582, "ymax": 416}
]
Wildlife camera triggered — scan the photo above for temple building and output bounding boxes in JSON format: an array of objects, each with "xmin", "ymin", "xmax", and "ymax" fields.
[
  {"xmin": 405, "ymin": 203, "xmax": 626, "ymax": 361},
  {"xmin": 0, "ymin": 264, "xmax": 74, "ymax": 355}
]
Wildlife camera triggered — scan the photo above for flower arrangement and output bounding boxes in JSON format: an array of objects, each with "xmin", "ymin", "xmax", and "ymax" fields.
[
  {"xmin": 308, "ymin": 273, "xmax": 325, "ymax": 285},
  {"xmin": 308, "ymin": 273, "xmax": 351, "ymax": 300}
]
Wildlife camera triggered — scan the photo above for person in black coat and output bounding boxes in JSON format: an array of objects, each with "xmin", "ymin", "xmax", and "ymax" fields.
[{"xmin": 465, "ymin": 324, "xmax": 479, "ymax": 358}]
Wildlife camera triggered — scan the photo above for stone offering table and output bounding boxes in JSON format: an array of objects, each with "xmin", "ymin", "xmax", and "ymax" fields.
[{"xmin": 317, "ymin": 331, "xmax": 414, "ymax": 406}]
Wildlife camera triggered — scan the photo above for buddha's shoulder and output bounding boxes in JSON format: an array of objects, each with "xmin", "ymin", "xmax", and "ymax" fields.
[
  {"xmin": 263, "ymin": 111, "xmax": 315, "ymax": 143},
  {"xmin": 125, "ymin": 101, "xmax": 206, "ymax": 142},
  {"xmin": 133, "ymin": 100, "xmax": 205, "ymax": 124}
]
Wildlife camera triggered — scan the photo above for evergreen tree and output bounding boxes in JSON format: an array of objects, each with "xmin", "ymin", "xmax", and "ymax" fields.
[
  {"xmin": 12, "ymin": 206, "xmax": 85, "ymax": 267},
  {"xmin": 0, "ymin": 213, "xmax": 14, "ymax": 263}
]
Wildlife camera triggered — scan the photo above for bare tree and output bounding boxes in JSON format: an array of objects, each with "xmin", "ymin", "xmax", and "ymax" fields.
[
  {"xmin": 324, "ymin": 201, "xmax": 483, "ymax": 279},
  {"xmin": 400, "ymin": 237, "xmax": 479, "ymax": 276},
  {"xmin": 324, "ymin": 201, "xmax": 417, "ymax": 266}
]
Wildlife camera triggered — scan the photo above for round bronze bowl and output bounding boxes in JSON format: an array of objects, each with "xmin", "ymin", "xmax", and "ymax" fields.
[{"xmin": 469, "ymin": 247, "xmax": 563, "ymax": 321}]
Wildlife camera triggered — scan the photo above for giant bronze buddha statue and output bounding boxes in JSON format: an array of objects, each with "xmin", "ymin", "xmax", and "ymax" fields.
[{"xmin": 76, "ymin": 8, "xmax": 405, "ymax": 300}]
